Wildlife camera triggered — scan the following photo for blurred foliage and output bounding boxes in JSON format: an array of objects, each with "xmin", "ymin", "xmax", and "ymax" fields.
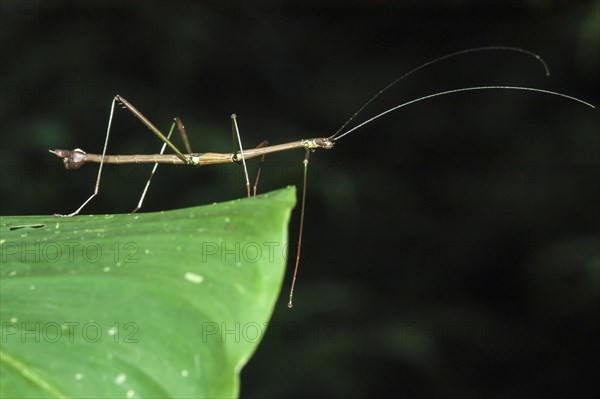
[{"xmin": 1, "ymin": 1, "xmax": 598, "ymax": 398}]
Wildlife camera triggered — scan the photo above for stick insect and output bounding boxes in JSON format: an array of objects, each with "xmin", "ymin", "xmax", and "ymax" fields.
[{"xmin": 50, "ymin": 47, "xmax": 595, "ymax": 308}]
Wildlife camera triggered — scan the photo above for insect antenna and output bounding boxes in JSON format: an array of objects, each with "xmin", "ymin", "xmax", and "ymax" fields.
[
  {"xmin": 332, "ymin": 86, "xmax": 594, "ymax": 142},
  {"xmin": 330, "ymin": 46, "xmax": 550, "ymax": 140}
]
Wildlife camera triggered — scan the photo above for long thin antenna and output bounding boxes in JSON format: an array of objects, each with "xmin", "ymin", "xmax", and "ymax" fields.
[
  {"xmin": 332, "ymin": 86, "xmax": 595, "ymax": 142},
  {"xmin": 330, "ymin": 46, "xmax": 550, "ymax": 139}
]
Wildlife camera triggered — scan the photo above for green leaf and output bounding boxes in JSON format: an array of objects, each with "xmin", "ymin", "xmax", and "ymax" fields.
[{"xmin": 0, "ymin": 187, "xmax": 296, "ymax": 399}]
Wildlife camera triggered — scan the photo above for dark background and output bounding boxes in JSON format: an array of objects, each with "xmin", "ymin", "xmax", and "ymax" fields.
[{"xmin": 1, "ymin": 1, "xmax": 598, "ymax": 398}]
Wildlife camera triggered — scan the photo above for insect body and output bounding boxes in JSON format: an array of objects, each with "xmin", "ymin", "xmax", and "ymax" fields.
[{"xmin": 50, "ymin": 47, "xmax": 594, "ymax": 307}]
